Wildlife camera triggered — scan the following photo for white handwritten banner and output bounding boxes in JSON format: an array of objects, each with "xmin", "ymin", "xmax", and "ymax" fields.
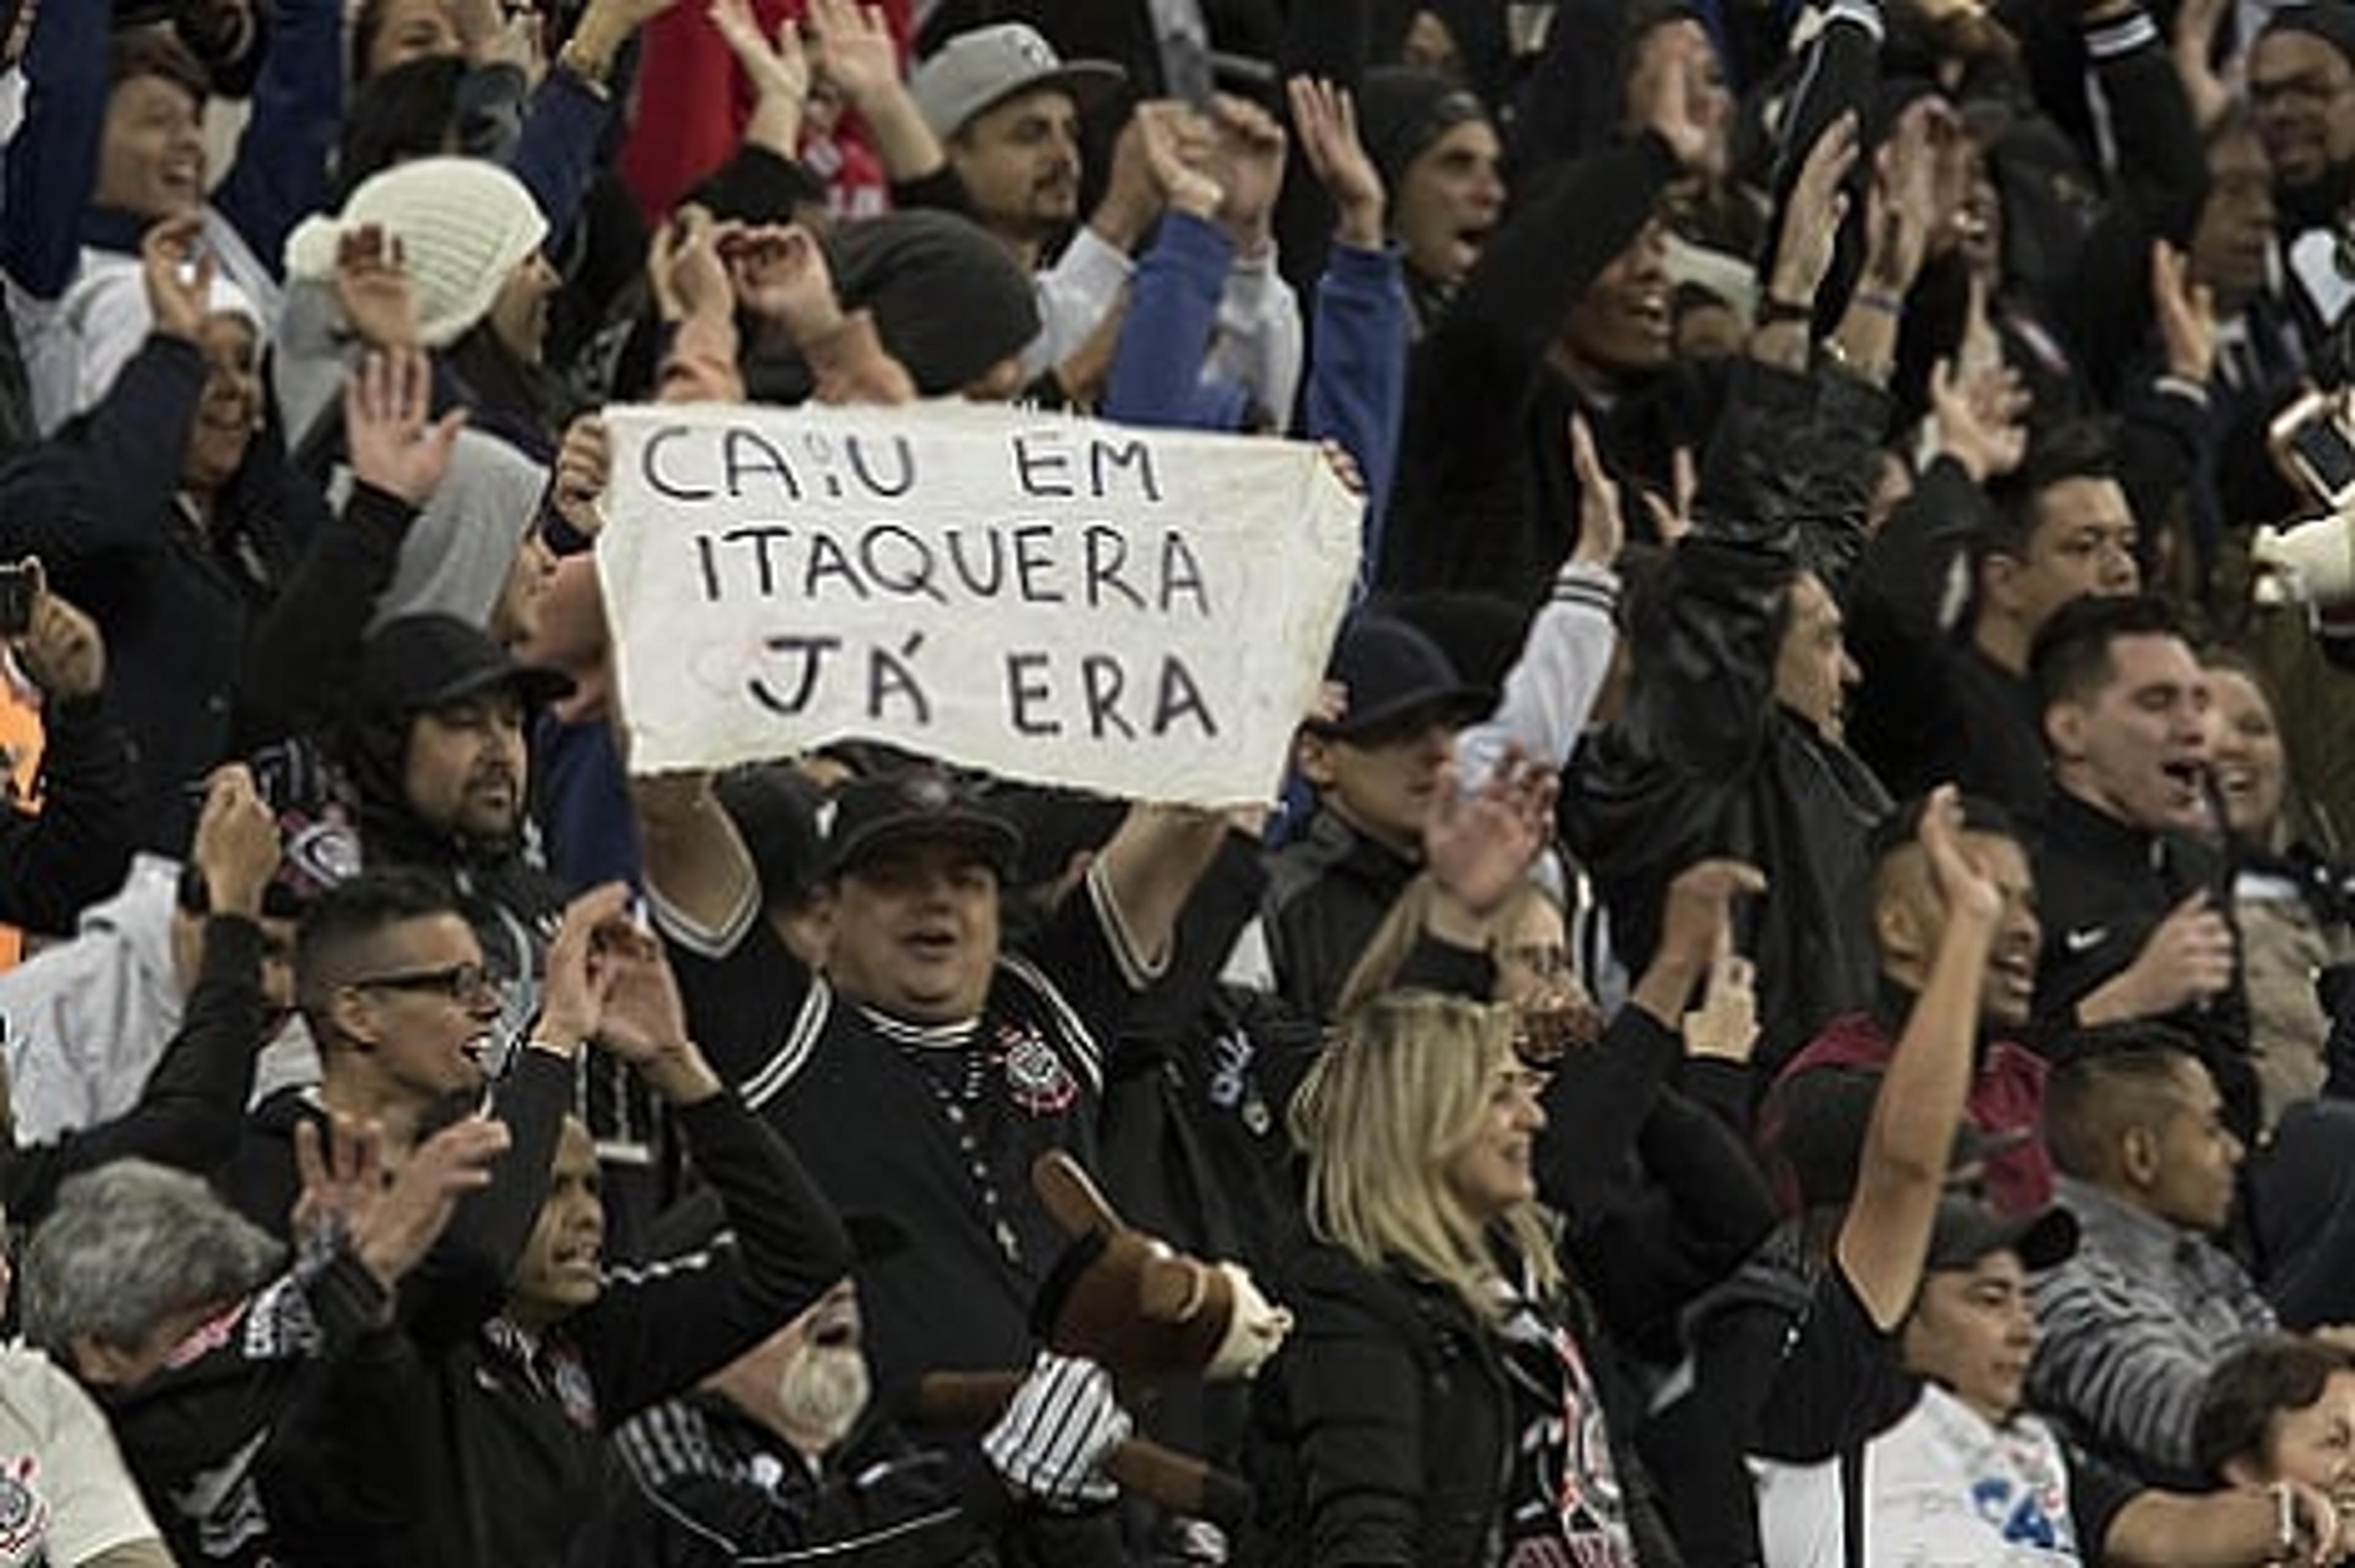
[{"xmin": 597, "ymin": 400, "xmax": 1363, "ymax": 805}]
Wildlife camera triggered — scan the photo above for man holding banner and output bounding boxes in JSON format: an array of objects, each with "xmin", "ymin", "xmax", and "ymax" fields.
[{"xmin": 605, "ymin": 396, "xmax": 1361, "ymax": 1387}]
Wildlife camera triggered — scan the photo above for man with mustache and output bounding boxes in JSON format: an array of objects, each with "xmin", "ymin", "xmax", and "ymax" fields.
[
  {"xmin": 601, "ymin": 1248, "xmax": 1133, "ymax": 1565},
  {"xmin": 326, "ymin": 613, "xmax": 677, "ymax": 1252}
]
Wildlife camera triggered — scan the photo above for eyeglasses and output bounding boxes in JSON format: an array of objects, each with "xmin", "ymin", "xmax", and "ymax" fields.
[{"xmin": 349, "ymin": 963, "xmax": 497, "ymax": 1003}]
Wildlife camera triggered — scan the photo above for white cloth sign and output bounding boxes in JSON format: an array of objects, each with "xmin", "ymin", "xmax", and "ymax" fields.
[{"xmin": 598, "ymin": 400, "xmax": 1362, "ymax": 805}]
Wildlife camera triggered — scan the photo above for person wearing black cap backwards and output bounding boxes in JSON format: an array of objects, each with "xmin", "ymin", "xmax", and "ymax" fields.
[
  {"xmin": 639, "ymin": 762, "xmax": 1224, "ymax": 1393},
  {"xmin": 1748, "ymin": 789, "xmax": 2343, "ymax": 1566}
]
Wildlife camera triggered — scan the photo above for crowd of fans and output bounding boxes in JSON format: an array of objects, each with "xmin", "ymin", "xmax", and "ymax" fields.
[{"xmin": 7, "ymin": 0, "xmax": 2355, "ymax": 1561}]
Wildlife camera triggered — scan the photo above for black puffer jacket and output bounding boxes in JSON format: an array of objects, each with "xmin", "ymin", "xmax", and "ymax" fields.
[
  {"xmin": 1247, "ymin": 1237, "xmax": 1681, "ymax": 1567},
  {"xmin": 1565, "ymin": 358, "xmax": 1893, "ymax": 1076}
]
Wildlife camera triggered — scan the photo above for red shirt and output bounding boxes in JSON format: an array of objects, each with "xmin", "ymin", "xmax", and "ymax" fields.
[
  {"xmin": 1779, "ymin": 1008, "xmax": 2054, "ymax": 1216},
  {"xmin": 618, "ymin": 0, "xmax": 910, "ymax": 224}
]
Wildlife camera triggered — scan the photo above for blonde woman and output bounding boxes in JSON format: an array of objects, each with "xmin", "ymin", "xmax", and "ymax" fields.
[{"xmin": 1249, "ymin": 989, "xmax": 1677, "ymax": 1566}]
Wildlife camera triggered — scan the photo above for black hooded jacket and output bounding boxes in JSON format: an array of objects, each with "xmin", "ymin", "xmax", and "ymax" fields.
[{"xmin": 1566, "ymin": 356, "xmax": 1894, "ymax": 1078}]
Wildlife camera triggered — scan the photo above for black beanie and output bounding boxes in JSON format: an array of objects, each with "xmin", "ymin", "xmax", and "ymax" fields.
[
  {"xmin": 1357, "ymin": 67, "xmax": 1492, "ymax": 193},
  {"xmin": 2261, "ymin": 2, "xmax": 2355, "ymax": 67},
  {"xmin": 830, "ymin": 210, "xmax": 1042, "ymax": 396}
]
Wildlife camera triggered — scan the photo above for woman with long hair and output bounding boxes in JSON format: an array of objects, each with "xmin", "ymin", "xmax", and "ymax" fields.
[
  {"xmin": 1249, "ymin": 989, "xmax": 1676, "ymax": 1566},
  {"xmin": 2202, "ymin": 649, "xmax": 2355, "ymax": 1126}
]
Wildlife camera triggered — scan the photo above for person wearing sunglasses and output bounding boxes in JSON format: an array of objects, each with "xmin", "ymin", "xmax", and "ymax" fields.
[{"xmin": 223, "ymin": 863, "xmax": 575, "ymax": 1243}]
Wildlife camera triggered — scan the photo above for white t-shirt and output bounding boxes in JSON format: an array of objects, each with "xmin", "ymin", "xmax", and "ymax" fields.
[{"xmin": 0, "ymin": 1350, "xmax": 162, "ymax": 1567}]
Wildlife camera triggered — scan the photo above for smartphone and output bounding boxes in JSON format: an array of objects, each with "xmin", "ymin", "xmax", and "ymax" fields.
[
  {"xmin": 2269, "ymin": 389, "xmax": 2355, "ymax": 510},
  {"xmin": 0, "ymin": 560, "xmax": 39, "ymax": 638}
]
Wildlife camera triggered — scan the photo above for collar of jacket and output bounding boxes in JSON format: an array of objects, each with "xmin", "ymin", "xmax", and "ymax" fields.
[
  {"xmin": 1306, "ymin": 806, "xmax": 1422, "ymax": 887},
  {"xmin": 2042, "ymin": 786, "xmax": 2165, "ymax": 868}
]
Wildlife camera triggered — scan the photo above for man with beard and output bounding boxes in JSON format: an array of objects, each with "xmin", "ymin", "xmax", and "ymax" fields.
[
  {"xmin": 335, "ymin": 612, "xmax": 675, "ymax": 1250},
  {"xmin": 2027, "ymin": 593, "xmax": 2256, "ymax": 1137},
  {"xmin": 600, "ymin": 1264, "xmax": 1134, "ymax": 1566},
  {"xmin": 2248, "ymin": 6, "xmax": 2355, "ymax": 359}
]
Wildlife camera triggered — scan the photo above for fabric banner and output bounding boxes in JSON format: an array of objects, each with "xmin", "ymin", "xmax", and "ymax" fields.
[{"xmin": 597, "ymin": 400, "xmax": 1363, "ymax": 805}]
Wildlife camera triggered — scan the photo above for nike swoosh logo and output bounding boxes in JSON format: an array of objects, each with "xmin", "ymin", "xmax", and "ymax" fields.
[{"xmin": 2064, "ymin": 927, "xmax": 2108, "ymax": 954}]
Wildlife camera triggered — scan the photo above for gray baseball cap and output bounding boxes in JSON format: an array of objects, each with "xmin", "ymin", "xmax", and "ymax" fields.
[{"xmin": 909, "ymin": 23, "xmax": 1125, "ymax": 139}]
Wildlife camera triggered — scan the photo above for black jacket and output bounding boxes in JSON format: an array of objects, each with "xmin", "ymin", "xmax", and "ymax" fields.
[
  {"xmin": 0, "ymin": 690, "xmax": 137, "ymax": 938},
  {"xmin": 420, "ymin": 1092, "xmax": 852, "ymax": 1568},
  {"xmin": 1261, "ymin": 808, "xmax": 1420, "ymax": 1025},
  {"xmin": 1380, "ymin": 132, "xmax": 1693, "ymax": 608},
  {"xmin": 0, "ymin": 334, "xmax": 334, "ymax": 852},
  {"xmin": 1566, "ymin": 358, "xmax": 1893, "ymax": 1076},
  {"xmin": 2029, "ymin": 788, "xmax": 2259, "ymax": 1135},
  {"xmin": 1845, "ymin": 456, "xmax": 2053, "ymax": 815},
  {"xmin": 1248, "ymin": 1237, "xmax": 1680, "ymax": 1567}
]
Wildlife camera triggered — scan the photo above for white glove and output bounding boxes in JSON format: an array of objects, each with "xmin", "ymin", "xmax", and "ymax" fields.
[
  {"xmin": 2253, "ymin": 509, "xmax": 2355, "ymax": 608},
  {"xmin": 981, "ymin": 1352, "xmax": 1132, "ymax": 1507}
]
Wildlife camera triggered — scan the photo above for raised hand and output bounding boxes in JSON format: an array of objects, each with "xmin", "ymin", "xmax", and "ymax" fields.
[
  {"xmin": 721, "ymin": 222, "xmax": 840, "ymax": 342},
  {"xmin": 1641, "ymin": 446, "xmax": 1698, "ymax": 546},
  {"xmin": 1917, "ymin": 784, "xmax": 2000, "ymax": 922},
  {"xmin": 1864, "ymin": 99, "xmax": 1946, "ymax": 294},
  {"xmin": 297, "ymin": 1112, "xmax": 513, "ymax": 1293},
  {"xmin": 537, "ymin": 881, "xmax": 635, "ymax": 1049},
  {"xmin": 806, "ymin": 0, "xmax": 900, "ymax": 109},
  {"xmin": 1138, "ymin": 101, "xmax": 1222, "ymax": 221},
  {"xmin": 190, "ymin": 764, "xmax": 282, "ymax": 918},
  {"xmin": 1767, "ymin": 112, "xmax": 1858, "ymax": 314},
  {"xmin": 1425, "ymin": 752, "xmax": 1558, "ymax": 920},
  {"xmin": 14, "ymin": 572, "xmax": 104, "ymax": 704},
  {"xmin": 1287, "ymin": 76, "xmax": 1383, "ymax": 248},
  {"xmin": 2152, "ymin": 240, "xmax": 2216, "ymax": 386},
  {"xmin": 1208, "ymin": 93, "xmax": 1288, "ymax": 250},
  {"xmin": 1627, "ymin": 22, "xmax": 1715, "ymax": 171},
  {"xmin": 1684, "ymin": 943, "xmax": 1761, "ymax": 1063},
  {"xmin": 648, "ymin": 205, "xmax": 735, "ymax": 324},
  {"xmin": 346, "ymin": 348, "xmax": 467, "ymax": 505},
  {"xmin": 550, "ymin": 415, "xmax": 611, "ymax": 538},
  {"xmin": 1930, "ymin": 355, "xmax": 2028, "ymax": 484},
  {"xmin": 1567, "ymin": 414, "xmax": 1626, "ymax": 566},
  {"xmin": 142, "ymin": 215, "xmax": 218, "ymax": 345},
  {"xmin": 1657, "ymin": 858, "xmax": 1767, "ymax": 968},
  {"xmin": 334, "ymin": 224, "xmax": 421, "ymax": 351},
  {"xmin": 710, "ymin": 0, "xmax": 810, "ymax": 105}
]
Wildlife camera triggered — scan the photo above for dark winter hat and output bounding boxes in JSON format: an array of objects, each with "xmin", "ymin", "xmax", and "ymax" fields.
[
  {"xmin": 1925, "ymin": 1196, "xmax": 2078, "ymax": 1274},
  {"xmin": 820, "ymin": 768, "xmax": 1024, "ymax": 882},
  {"xmin": 832, "ymin": 210, "xmax": 1042, "ymax": 396},
  {"xmin": 2261, "ymin": 4, "xmax": 2355, "ymax": 67},
  {"xmin": 358, "ymin": 613, "xmax": 575, "ymax": 718},
  {"xmin": 1308, "ymin": 614, "xmax": 1492, "ymax": 742},
  {"xmin": 1357, "ymin": 67, "xmax": 1492, "ymax": 193}
]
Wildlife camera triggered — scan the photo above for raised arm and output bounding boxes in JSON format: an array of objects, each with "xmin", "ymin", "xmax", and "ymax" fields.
[
  {"xmin": 1837, "ymin": 787, "xmax": 2002, "ymax": 1328},
  {"xmin": 0, "ymin": 0, "xmax": 105, "ymax": 299},
  {"xmin": 0, "ymin": 587, "xmax": 136, "ymax": 934},
  {"xmin": 210, "ymin": 0, "xmax": 344, "ymax": 275}
]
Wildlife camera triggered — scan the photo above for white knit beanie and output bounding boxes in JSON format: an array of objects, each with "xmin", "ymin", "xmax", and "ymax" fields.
[{"xmin": 283, "ymin": 158, "xmax": 549, "ymax": 350}]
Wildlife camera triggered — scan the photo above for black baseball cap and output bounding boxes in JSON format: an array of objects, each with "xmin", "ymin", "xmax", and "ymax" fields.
[
  {"xmin": 1926, "ymin": 1196, "xmax": 2078, "ymax": 1274},
  {"xmin": 1309, "ymin": 615, "xmax": 1492, "ymax": 742},
  {"xmin": 821, "ymin": 770, "xmax": 1023, "ymax": 882},
  {"xmin": 358, "ymin": 613, "xmax": 575, "ymax": 717}
]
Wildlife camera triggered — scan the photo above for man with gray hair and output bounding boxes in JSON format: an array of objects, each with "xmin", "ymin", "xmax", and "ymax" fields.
[{"xmin": 25, "ymin": 1117, "xmax": 509, "ymax": 1567}]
